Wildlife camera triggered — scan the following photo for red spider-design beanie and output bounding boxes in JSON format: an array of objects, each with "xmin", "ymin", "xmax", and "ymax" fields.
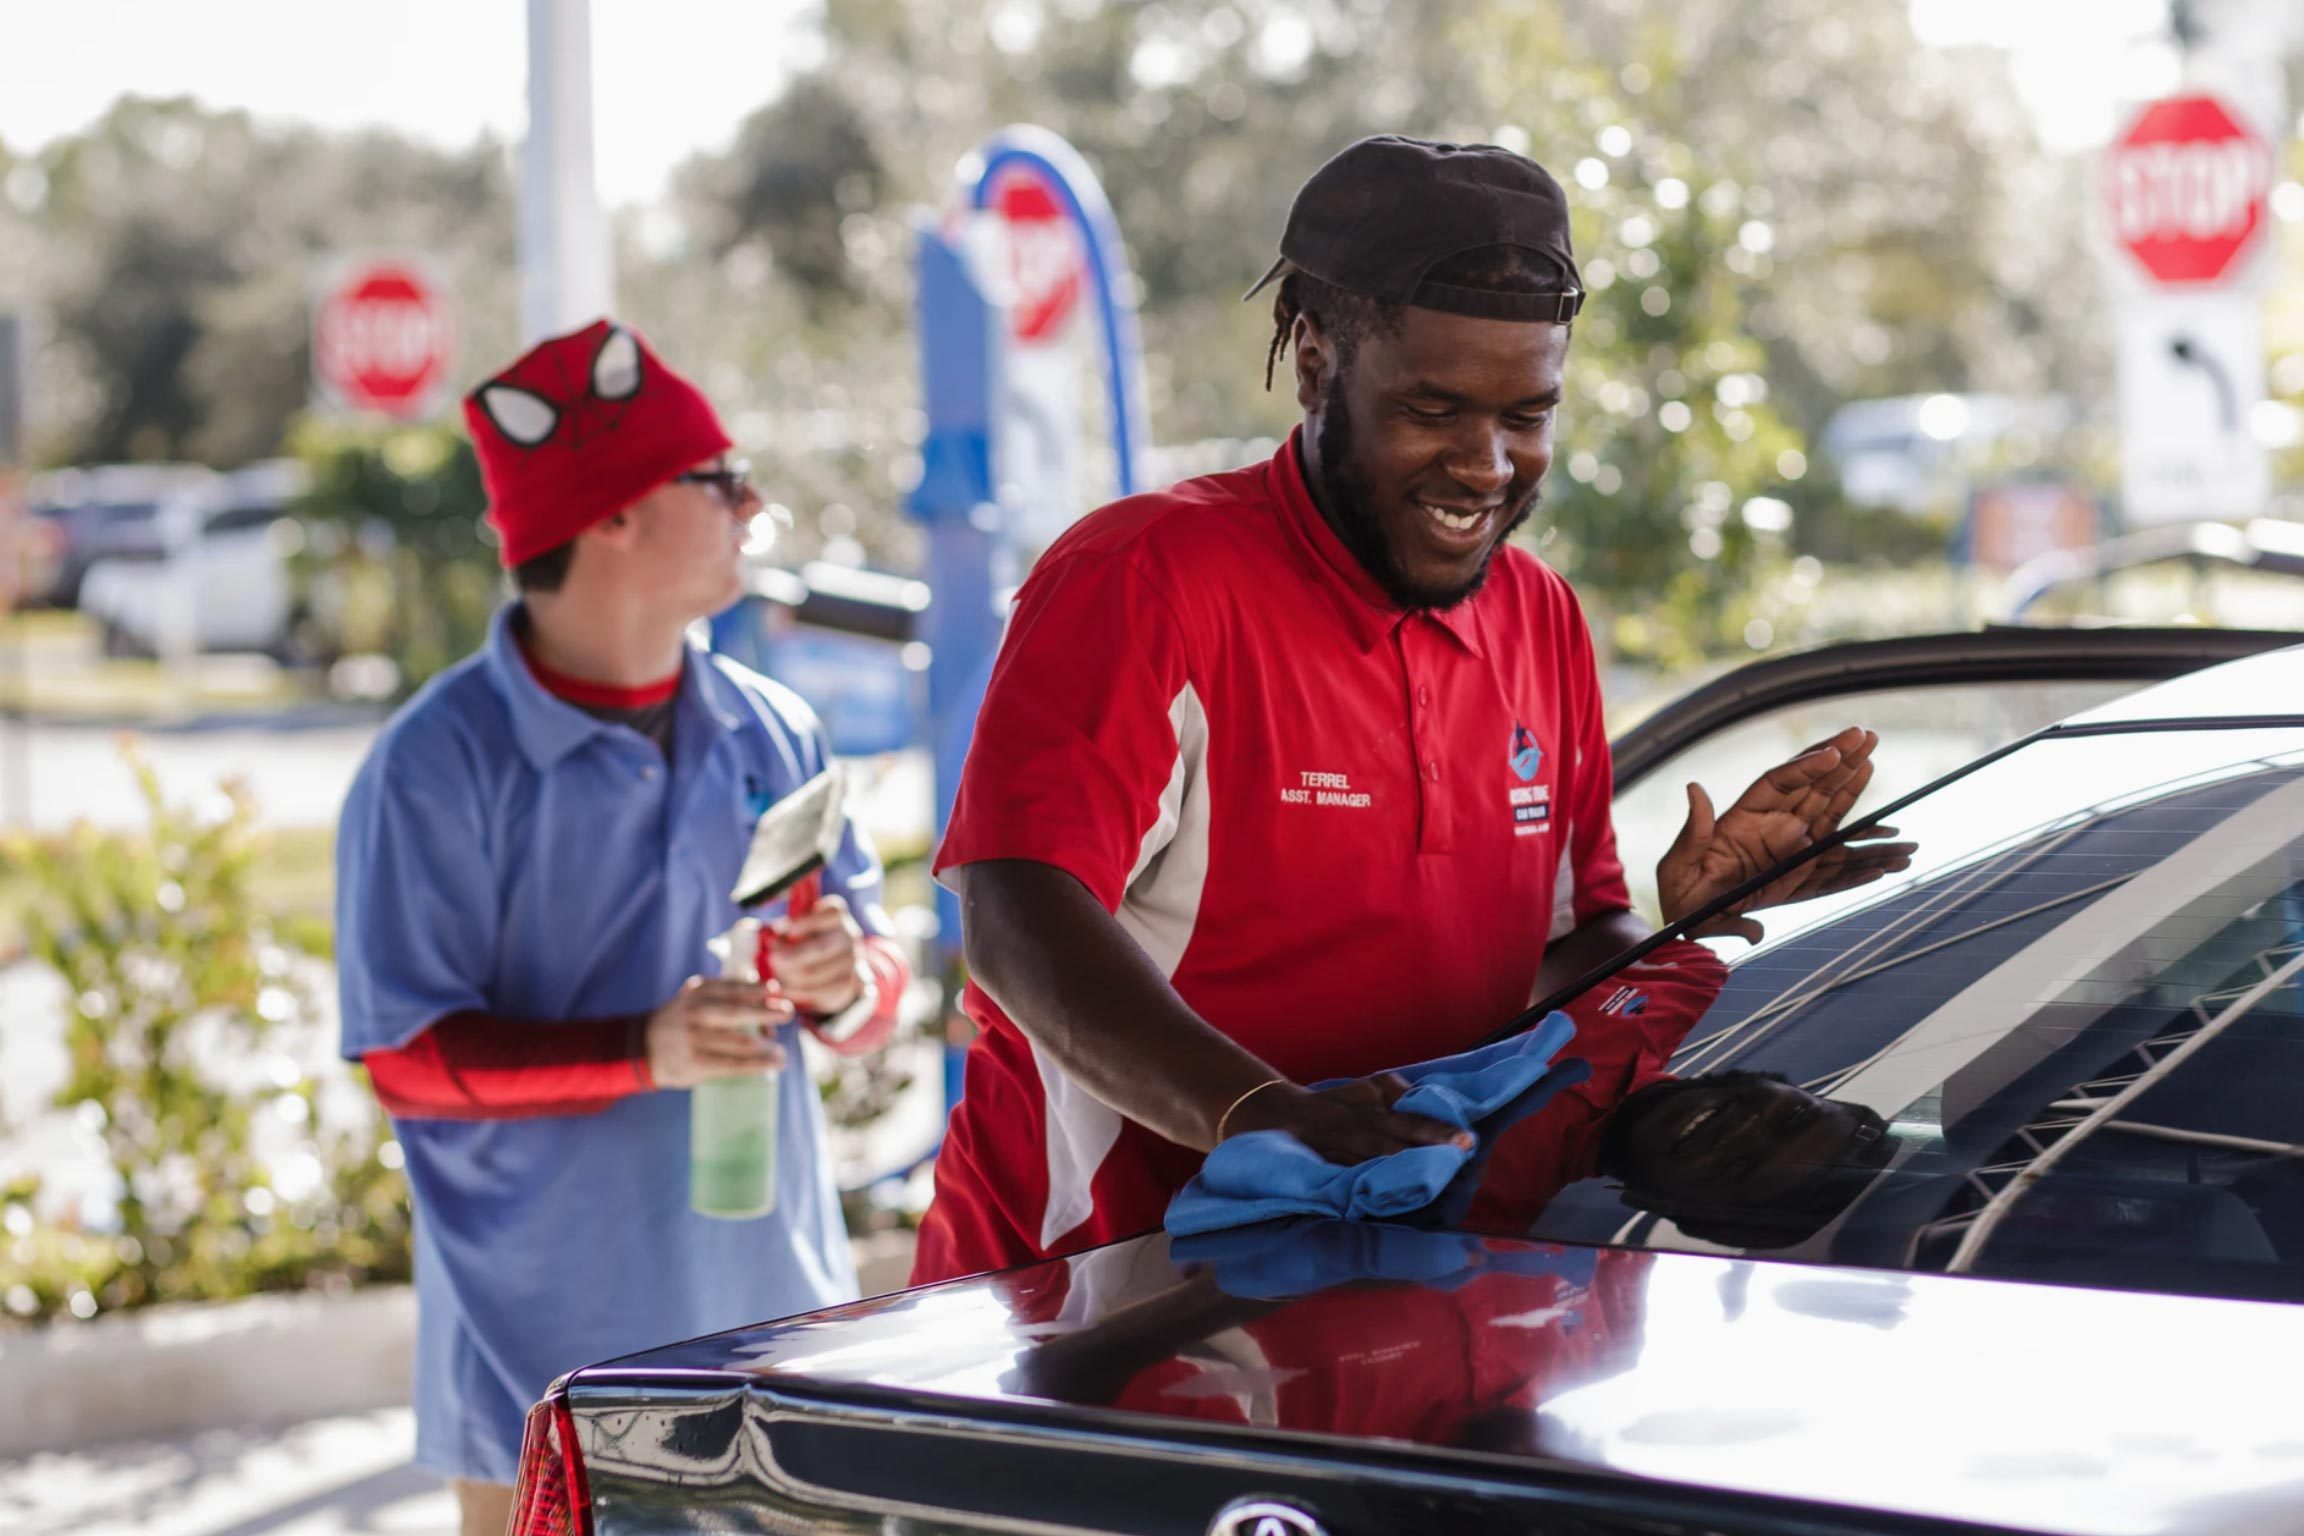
[{"xmin": 463, "ymin": 318, "xmax": 733, "ymax": 568}]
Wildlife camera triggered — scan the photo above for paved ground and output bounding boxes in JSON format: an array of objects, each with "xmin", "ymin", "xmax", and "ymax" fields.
[
  {"xmin": 0, "ymin": 708, "xmax": 936, "ymax": 839},
  {"xmin": 0, "ymin": 1226, "xmax": 920, "ymax": 1536},
  {"xmin": 0, "ymin": 713, "xmax": 378, "ymax": 832},
  {"xmin": 0, "ymin": 1408, "xmax": 454, "ymax": 1536}
]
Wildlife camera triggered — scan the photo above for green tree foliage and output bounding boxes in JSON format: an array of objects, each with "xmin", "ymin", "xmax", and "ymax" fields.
[
  {"xmin": 0, "ymin": 748, "xmax": 410, "ymax": 1326},
  {"xmin": 683, "ymin": 75, "xmax": 890, "ymax": 303},
  {"xmin": 4, "ymin": 96, "xmax": 518, "ymax": 469},
  {"xmin": 630, "ymin": 0, "xmax": 2089, "ymax": 659},
  {"xmin": 0, "ymin": 6, "xmax": 2111, "ymax": 663},
  {"xmin": 288, "ymin": 419, "xmax": 500, "ymax": 691}
]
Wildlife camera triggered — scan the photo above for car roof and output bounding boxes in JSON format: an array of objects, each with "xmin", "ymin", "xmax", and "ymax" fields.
[
  {"xmin": 584, "ymin": 1226, "xmax": 2304, "ymax": 1535},
  {"xmin": 2062, "ymin": 639, "xmax": 2304, "ymax": 727}
]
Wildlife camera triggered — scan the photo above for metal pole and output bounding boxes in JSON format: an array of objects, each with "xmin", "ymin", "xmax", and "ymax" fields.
[
  {"xmin": 521, "ymin": 0, "xmax": 615, "ymax": 344},
  {"xmin": 2176, "ymin": 0, "xmax": 2294, "ymax": 164},
  {"xmin": 0, "ymin": 313, "xmax": 29, "ymax": 828}
]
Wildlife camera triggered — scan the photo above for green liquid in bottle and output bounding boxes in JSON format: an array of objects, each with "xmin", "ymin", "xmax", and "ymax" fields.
[
  {"xmin": 692, "ymin": 918, "xmax": 779, "ymax": 1219},
  {"xmin": 691, "ymin": 1071, "xmax": 779, "ymax": 1219}
]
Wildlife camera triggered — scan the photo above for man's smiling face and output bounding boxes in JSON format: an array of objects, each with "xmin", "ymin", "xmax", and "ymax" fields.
[{"xmin": 1299, "ymin": 305, "xmax": 1569, "ymax": 610}]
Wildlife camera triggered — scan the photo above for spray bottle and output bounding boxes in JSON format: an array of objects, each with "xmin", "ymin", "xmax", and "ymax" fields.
[
  {"xmin": 691, "ymin": 916, "xmax": 780, "ymax": 1218},
  {"xmin": 689, "ymin": 765, "xmax": 845, "ymax": 1220}
]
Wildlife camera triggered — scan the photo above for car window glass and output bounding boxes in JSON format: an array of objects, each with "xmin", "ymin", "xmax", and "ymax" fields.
[
  {"xmin": 1610, "ymin": 681, "xmax": 2136, "ymax": 922},
  {"xmin": 1534, "ymin": 723, "xmax": 2304, "ymax": 1305}
]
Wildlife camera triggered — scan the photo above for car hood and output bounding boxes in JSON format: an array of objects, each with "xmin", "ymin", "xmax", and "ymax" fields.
[{"xmin": 586, "ymin": 1221, "xmax": 2304, "ymax": 1536}]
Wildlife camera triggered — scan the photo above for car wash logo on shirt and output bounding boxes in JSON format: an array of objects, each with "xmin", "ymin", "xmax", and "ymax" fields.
[
  {"xmin": 1511, "ymin": 722, "xmax": 1544, "ymax": 782},
  {"xmin": 1507, "ymin": 722, "xmax": 1550, "ymax": 838}
]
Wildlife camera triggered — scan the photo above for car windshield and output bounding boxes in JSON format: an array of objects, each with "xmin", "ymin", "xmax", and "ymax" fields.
[{"xmin": 1529, "ymin": 717, "xmax": 2304, "ymax": 1305}]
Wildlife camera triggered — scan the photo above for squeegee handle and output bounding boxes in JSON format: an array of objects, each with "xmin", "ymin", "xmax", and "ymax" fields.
[{"xmin": 754, "ymin": 871, "xmax": 824, "ymax": 985}]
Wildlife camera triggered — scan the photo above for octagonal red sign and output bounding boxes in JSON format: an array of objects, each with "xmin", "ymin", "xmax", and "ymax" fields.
[
  {"xmin": 313, "ymin": 258, "xmax": 456, "ymax": 418},
  {"xmin": 2104, "ymin": 93, "xmax": 2274, "ymax": 285}
]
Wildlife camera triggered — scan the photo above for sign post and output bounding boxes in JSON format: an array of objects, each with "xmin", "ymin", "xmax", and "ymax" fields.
[
  {"xmin": 2102, "ymin": 91, "xmax": 2277, "ymax": 527},
  {"xmin": 312, "ymin": 256, "xmax": 458, "ymax": 421},
  {"xmin": 519, "ymin": 0, "xmax": 613, "ymax": 344},
  {"xmin": 0, "ymin": 310, "xmax": 28, "ymax": 826},
  {"xmin": 908, "ymin": 128, "xmax": 1152, "ymax": 1120}
]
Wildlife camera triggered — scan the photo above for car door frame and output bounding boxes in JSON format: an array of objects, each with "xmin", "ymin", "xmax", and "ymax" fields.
[{"xmin": 1609, "ymin": 625, "xmax": 2302, "ymax": 793}]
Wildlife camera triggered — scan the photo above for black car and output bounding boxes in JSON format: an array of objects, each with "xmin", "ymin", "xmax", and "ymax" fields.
[{"xmin": 510, "ymin": 629, "xmax": 2304, "ymax": 1536}]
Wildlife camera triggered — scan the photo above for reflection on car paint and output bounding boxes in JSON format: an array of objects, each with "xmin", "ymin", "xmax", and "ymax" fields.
[
  {"xmin": 588, "ymin": 1220, "xmax": 2304, "ymax": 1536},
  {"xmin": 1534, "ymin": 728, "xmax": 2304, "ymax": 1305}
]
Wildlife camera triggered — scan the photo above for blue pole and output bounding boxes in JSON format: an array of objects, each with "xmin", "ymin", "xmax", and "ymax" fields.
[{"xmin": 907, "ymin": 221, "xmax": 1012, "ymax": 1118}]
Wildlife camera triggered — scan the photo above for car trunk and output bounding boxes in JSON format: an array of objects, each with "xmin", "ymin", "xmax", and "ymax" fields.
[{"xmin": 560, "ymin": 1229, "xmax": 2304, "ymax": 1536}]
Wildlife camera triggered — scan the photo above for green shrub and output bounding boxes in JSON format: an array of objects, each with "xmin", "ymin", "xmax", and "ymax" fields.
[
  {"xmin": 0, "ymin": 745, "xmax": 410, "ymax": 1327},
  {"xmin": 289, "ymin": 418, "xmax": 504, "ymax": 697}
]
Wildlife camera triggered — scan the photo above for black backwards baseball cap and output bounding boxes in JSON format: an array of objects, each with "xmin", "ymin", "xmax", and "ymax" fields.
[{"xmin": 1245, "ymin": 135, "xmax": 1585, "ymax": 324}]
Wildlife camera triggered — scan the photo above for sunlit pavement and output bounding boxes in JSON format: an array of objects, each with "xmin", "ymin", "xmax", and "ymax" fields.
[
  {"xmin": 0, "ymin": 1232, "xmax": 919, "ymax": 1536},
  {"xmin": 0, "ymin": 1408, "xmax": 454, "ymax": 1536},
  {"xmin": 0, "ymin": 713, "xmax": 938, "ymax": 844},
  {"xmin": 0, "ymin": 715, "xmax": 380, "ymax": 831}
]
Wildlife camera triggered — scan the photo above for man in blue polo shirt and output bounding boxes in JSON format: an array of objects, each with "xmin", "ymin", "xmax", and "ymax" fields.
[{"xmin": 334, "ymin": 319, "xmax": 909, "ymax": 1536}]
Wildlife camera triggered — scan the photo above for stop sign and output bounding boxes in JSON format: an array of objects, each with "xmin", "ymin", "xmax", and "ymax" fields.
[
  {"xmin": 990, "ymin": 171, "xmax": 1084, "ymax": 345},
  {"xmin": 2104, "ymin": 94, "xmax": 2274, "ymax": 285},
  {"xmin": 313, "ymin": 258, "xmax": 456, "ymax": 418}
]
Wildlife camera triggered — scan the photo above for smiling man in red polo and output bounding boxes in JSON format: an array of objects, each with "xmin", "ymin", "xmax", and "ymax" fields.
[{"xmin": 912, "ymin": 137, "xmax": 1905, "ymax": 1284}]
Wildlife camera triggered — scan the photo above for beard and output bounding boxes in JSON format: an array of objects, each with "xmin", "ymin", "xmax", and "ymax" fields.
[{"xmin": 1312, "ymin": 384, "xmax": 1537, "ymax": 612}]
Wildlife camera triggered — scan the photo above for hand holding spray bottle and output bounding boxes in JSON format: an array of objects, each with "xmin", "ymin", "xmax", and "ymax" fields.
[{"xmin": 691, "ymin": 767, "xmax": 846, "ymax": 1220}]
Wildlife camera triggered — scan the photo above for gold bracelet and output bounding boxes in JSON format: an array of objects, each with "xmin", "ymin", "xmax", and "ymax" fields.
[{"xmin": 1215, "ymin": 1077, "xmax": 1290, "ymax": 1143}]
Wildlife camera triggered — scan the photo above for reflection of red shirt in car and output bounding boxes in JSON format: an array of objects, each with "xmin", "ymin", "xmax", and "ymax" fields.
[
  {"xmin": 1116, "ymin": 1248, "xmax": 1657, "ymax": 1447},
  {"xmin": 1078, "ymin": 940, "xmax": 1721, "ymax": 1444},
  {"xmin": 1463, "ymin": 939, "xmax": 1726, "ymax": 1235}
]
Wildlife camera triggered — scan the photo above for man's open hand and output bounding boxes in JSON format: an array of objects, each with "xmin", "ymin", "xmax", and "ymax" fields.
[{"xmin": 1657, "ymin": 725, "xmax": 1917, "ymax": 943}]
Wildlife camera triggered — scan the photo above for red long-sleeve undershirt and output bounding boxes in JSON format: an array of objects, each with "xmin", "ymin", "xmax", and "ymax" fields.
[{"xmin": 363, "ymin": 934, "xmax": 910, "ymax": 1121}]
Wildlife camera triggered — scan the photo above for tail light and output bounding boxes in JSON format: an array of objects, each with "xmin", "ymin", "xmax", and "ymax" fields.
[{"xmin": 510, "ymin": 1386, "xmax": 594, "ymax": 1536}]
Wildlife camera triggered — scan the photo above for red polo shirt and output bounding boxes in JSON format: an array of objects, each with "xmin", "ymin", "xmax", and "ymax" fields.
[{"xmin": 916, "ymin": 433, "xmax": 1630, "ymax": 1282}]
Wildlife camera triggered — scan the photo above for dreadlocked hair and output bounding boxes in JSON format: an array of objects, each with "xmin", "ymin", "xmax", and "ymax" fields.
[
  {"xmin": 1261, "ymin": 244, "xmax": 1579, "ymax": 391},
  {"xmin": 1263, "ymin": 267, "xmax": 1395, "ymax": 391}
]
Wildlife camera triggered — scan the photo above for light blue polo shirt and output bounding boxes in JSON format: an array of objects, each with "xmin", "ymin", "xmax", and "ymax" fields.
[{"xmin": 335, "ymin": 604, "xmax": 888, "ymax": 1483}]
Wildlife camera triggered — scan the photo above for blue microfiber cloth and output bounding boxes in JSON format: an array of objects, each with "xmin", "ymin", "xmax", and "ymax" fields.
[
  {"xmin": 1164, "ymin": 1013, "xmax": 1590, "ymax": 1238},
  {"xmin": 1170, "ymin": 1216, "xmax": 1604, "ymax": 1300}
]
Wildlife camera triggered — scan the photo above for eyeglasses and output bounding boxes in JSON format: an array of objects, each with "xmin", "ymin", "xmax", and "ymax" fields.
[{"xmin": 674, "ymin": 459, "xmax": 755, "ymax": 508}]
